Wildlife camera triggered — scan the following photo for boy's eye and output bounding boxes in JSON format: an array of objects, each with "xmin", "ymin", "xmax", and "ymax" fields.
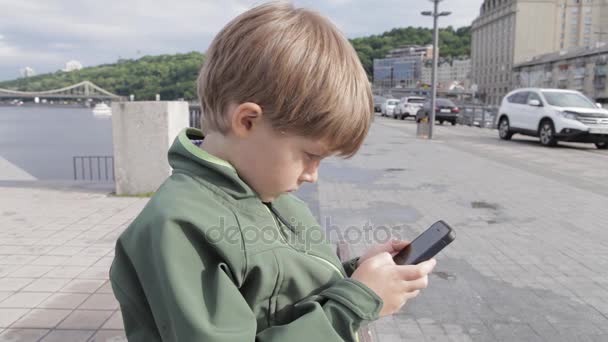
[{"xmin": 305, "ymin": 152, "xmax": 320, "ymax": 161}]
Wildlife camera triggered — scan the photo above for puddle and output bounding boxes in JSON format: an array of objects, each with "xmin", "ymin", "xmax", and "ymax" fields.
[
  {"xmin": 471, "ymin": 201, "xmax": 500, "ymax": 210},
  {"xmin": 433, "ymin": 271, "xmax": 457, "ymax": 281}
]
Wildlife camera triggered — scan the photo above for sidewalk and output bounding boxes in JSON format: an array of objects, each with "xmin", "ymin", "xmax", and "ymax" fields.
[
  {"xmin": 0, "ymin": 184, "xmax": 146, "ymax": 341},
  {"xmin": 319, "ymin": 120, "xmax": 608, "ymax": 341},
  {"xmin": 1, "ymin": 120, "xmax": 608, "ymax": 341}
]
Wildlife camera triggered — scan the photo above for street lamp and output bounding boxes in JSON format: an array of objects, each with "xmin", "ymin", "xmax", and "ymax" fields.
[{"xmin": 422, "ymin": 0, "xmax": 451, "ymax": 139}]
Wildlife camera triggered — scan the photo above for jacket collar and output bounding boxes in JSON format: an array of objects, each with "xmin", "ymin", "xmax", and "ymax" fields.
[{"xmin": 168, "ymin": 128, "xmax": 259, "ymax": 200}]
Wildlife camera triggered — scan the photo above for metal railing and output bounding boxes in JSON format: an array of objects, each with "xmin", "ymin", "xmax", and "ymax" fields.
[
  {"xmin": 73, "ymin": 156, "xmax": 114, "ymax": 181},
  {"xmin": 189, "ymin": 105, "xmax": 202, "ymax": 129},
  {"xmin": 457, "ymin": 105, "xmax": 499, "ymax": 129}
]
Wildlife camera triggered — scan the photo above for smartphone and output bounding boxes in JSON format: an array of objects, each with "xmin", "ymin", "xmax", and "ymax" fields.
[{"xmin": 393, "ymin": 220, "xmax": 455, "ymax": 265}]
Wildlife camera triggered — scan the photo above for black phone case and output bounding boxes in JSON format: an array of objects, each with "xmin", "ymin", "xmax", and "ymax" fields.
[{"xmin": 394, "ymin": 220, "xmax": 455, "ymax": 265}]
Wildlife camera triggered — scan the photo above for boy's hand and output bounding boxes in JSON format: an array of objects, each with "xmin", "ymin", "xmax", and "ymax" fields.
[
  {"xmin": 351, "ymin": 252, "xmax": 436, "ymax": 317},
  {"xmin": 357, "ymin": 239, "xmax": 410, "ymax": 267}
]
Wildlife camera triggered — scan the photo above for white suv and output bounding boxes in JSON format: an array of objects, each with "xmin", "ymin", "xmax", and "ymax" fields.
[
  {"xmin": 497, "ymin": 88, "xmax": 608, "ymax": 149},
  {"xmin": 394, "ymin": 96, "xmax": 426, "ymax": 120},
  {"xmin": 380, "ymin": 99, "xmax": 400, "ymax": 117}
]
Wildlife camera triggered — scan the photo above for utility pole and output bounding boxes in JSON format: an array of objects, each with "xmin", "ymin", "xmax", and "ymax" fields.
[{"xmin": 422, "ymin": 0, "xmax": 451, "ymax": 139}]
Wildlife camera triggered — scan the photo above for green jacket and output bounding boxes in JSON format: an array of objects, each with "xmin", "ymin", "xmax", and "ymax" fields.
[{"xmin": 110, "ymin": 128, "xmax": 382, "ymax": 341}]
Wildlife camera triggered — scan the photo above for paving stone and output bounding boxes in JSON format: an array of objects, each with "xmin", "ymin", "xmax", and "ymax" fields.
[
  {"xmin": 57, "ymin": 310, "xmax": 114, "ymax": 330},
  {"xmin": 38, "ymin": 293, "xmax": 90, "ymax": 310},
  {"xmin": 11, "ymin": 309, "xmax": 71, "ymax": 329},
  {"xmin": 0, "ymin": 328, "xmax": 49, "ymax": 342},
  {"xmin": 39, "ymin": 329, "xmax": 95, "ymax": 342}
]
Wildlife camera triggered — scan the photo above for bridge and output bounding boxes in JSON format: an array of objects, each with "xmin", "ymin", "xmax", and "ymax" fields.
[{"xmin": 0, "ymin": 81, "xmax": 124, "ymax": 101}]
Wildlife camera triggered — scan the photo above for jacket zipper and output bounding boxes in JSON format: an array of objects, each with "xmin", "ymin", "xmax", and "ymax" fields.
[
  {"xmin": 264, "ymin": 206, "xmax": 361, "ymax": 342},
  {"xmin": 264, "ymin": 205, "xmax": 345, "ymax": 278}
]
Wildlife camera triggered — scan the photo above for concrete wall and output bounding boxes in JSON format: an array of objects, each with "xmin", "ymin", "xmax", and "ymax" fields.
[{"xmin": 111, "ymin": 101, "xmax": 189, "ymax": 195}]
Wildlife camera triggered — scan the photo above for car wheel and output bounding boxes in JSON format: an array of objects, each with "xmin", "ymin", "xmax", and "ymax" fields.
[
  {"xmin": 596, "ymin": 142, "xmax": 608, "ymax": 149},
  {"xmin": 439, "ymin": 120, "xmax": 444, "ymax": 125},
  {"xmin": 393, "ymin": 113, "xmax": 398, "ymax": 119},
  {"xmin": 498, "ymin": 117, "xmax": 513, "ymax": 140},
  {"xmin": 451, "ymin": 121, "xmax": 456, "ymax": 126},
  {"xmin": 400, "ymin": 114, "xmax": 407, "ymax": 120},
  {"xmin": 539, "ymin": 120, "xmax": 558, "ymax": 147}
]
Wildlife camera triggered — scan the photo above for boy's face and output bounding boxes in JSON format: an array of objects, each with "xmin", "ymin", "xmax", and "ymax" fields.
[{"xmin": 236, "ymin": 120, "xmax": 330, "ymax": 203}]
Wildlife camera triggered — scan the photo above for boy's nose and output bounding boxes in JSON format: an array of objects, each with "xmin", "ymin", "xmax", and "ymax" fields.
[{"xmin": 299, "ymin": 168, "xmax": 318, "ymax": 184}]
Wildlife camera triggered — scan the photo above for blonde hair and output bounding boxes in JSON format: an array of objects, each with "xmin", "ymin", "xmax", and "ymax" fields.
[{"xmin": 197, "ymin": 1, "xmax": 373, "ymax": 157}]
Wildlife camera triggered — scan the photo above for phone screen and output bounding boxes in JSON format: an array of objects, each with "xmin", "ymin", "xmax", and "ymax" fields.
[{"xmin": 393, "ymin": 221, "xmax": 455, "ymax": 265}]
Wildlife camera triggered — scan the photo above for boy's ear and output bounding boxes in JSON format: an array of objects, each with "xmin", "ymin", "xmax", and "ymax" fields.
[{"xmin": 230, "ymin": 102, "xmax": 263, "ymax": 138}]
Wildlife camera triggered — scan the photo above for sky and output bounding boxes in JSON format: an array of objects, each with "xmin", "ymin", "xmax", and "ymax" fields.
[{"xmin": 0, "ymin": 0, "xmax": 482, "ymax": 81}]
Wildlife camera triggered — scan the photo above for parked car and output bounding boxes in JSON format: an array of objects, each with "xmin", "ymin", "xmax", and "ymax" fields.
[
  {"xmin": 381, "ymin": 99, "xmax": 400, "ymax": 117},
  {"xmin": 497, "ymin": 88, "xmax": 608, "ymax": 149},
  {"xmin": 373, "ymin": 95, "xmax": 385, "ymax": 113},
  {"xmin": 415, "ymin": 98, "xmax": 460, "ymax": 125},
  {"xmin": 394, "ymin": 96, "xmax": 426, "ymax": 120}
]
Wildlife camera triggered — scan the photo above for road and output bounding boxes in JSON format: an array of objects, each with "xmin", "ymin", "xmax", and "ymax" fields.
[{"xmin": 317, "ymin": 115, "xmax": 608, "ymax": 341}]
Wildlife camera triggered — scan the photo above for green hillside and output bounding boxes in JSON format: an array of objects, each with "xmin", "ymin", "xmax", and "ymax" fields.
[
  {"xmin": 0, "ymin": 52, "xmax": 205, "ymax": 101},
  {"xmin": 0, "ymin": 26, "xmax": 471, "ymax": 100}
]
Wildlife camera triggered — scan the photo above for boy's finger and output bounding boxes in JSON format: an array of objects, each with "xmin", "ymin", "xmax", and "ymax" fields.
[
  {"xmin": 395, "ymin": 260, "xmax": 436, "ymax": 280},
  {"xmin": 368, "ymin": 251, "xmax": 394, "ymax": 267},
  {"xmin": 419, "ymin": 259, "xmax": 437, "ymax": 274},
  {"xmin": 401, "ymin": 275, "xmax": 429, "ymax": 292},
  {"xmin": 388, "ymin": 240, "xmax": 411, "ymax": 255},
  {"xmin": 390, "ymin": 239, "xmax": 410, "ymax": 251},
  {"xmin": 402, "ymin": 290, "xmax": 420, "ymax": 301}
]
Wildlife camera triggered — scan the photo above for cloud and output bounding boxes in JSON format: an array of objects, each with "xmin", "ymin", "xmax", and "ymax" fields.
[{"xmin": 0, "ymin": 0, "xmax": 482, "ymax": 81}]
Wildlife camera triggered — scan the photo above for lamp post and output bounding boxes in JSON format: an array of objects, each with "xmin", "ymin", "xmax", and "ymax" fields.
[{"xmin": 422, "ymin": 1, "xmax": 451, "ymax": 139}]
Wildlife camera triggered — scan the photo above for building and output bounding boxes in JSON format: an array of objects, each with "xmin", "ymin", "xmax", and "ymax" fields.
[
  {"xmin": 19, "ymin": 67, "xmax": 35, "ymax": 78},
  {"xmin": 373, "ymin": 44, "xmax": 470, "ymax": 91},
  {"xmin": 374, "ymin": 46, "xmax": 432, "ymax": 90},
  {"xmin": 472, "ymin": 0, "xmax": 608, "ymax": 106},
  {"xmin": 373, "ymin": 56, "xmax": 423, "ymax": 89},
  {"xmin": 422, "ymin": 58, "xmax": 472, "ymax": 89},
  {"xmin": 556, "ymin": 0, "xmax": 608, "ymax": 50},
  {"xmin": 513, "ymin": 44, "xmax": 608, "ymax": 103},
  {"xmin": 63, "ymin": 60, "xmax": 83, "ymax": 72},
  {"xmin": 385, "ymin": 45, "xmax": 434, "ymax": 59}
]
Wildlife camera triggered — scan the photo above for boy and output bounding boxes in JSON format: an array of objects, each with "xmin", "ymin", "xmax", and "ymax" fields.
[{"xmin": 110, "ymin": 2, "xmax": 436, "ymax": 341}]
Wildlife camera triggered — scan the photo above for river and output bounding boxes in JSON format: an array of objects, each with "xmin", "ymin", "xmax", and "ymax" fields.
[{"xmin": 0, "ymin": 105, "xmax": 113, "ymax": 181}]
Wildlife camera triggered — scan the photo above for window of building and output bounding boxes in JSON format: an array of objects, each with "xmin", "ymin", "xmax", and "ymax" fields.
[{"xmin": 571, "ymin": 8, "xmax": 579, "ymax": 14}]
